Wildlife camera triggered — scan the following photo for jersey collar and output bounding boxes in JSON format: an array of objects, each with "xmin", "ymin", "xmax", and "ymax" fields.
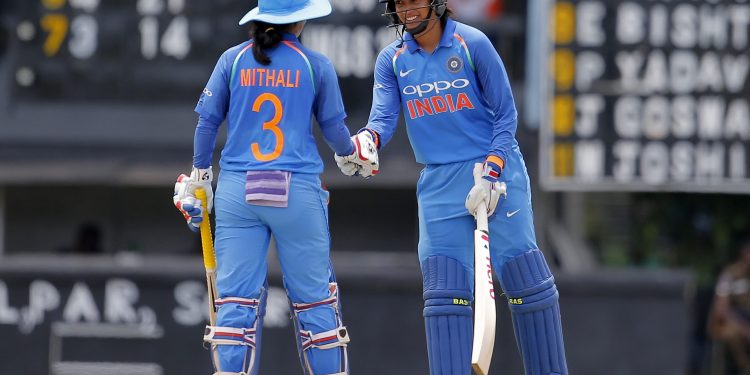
[
  {"xmin": 403, "ymin": 17, "xmax": 457, "ymax": 54},
  {"xmin": 281, "ymin": 32, "xmax": 300, "ymax": 42}
]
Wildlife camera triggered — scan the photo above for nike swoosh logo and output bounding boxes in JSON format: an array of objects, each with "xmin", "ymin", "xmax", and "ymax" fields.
[
  {"xmin": 506, "ymin": 209, "xmax": 521, "ymax": 218},
  {"xmin": 399, "ymin": 69, "xmax": 415, "ymax": 77}
]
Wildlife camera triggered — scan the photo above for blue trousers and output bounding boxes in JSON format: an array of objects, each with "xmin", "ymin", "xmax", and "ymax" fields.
[
  {"xmin": 212, "ymin": 170, "xmax": 345, "ymax": 374},
  {"xmin": 214, "ymin": 170, "xmax": 332, "ymax": 304},
  {"xmin": 417, "ymin": 150, "xmax": 537, "ymax": 279}
]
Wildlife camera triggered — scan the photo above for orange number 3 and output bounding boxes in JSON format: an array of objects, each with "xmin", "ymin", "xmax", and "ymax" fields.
[{"xmin": 251, "ymin": 93, "xmax": 284, "ymax": 161}]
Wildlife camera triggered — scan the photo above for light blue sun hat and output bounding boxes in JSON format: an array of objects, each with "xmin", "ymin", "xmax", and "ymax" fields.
[{"xmin": 239, "ymin": 0, "xmax": 333, "ymax": 26}]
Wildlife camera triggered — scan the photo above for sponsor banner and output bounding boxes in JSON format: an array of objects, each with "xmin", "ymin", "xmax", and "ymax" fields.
[
  {"xmin": 0, "ymin": 258, "xmax": 691, "ymax": 374},
  {"xmin": 0, "ymin": 271, "xmax": 425, "ymax": 374}
]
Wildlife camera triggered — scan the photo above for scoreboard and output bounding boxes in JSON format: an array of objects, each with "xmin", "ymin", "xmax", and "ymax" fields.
[
  {"xmin": 5, "ymin": 0, "xmax": 414, "ymax": 103},
  {"xmin": 540, "ymin": 0, "xmax": 750, "ymax": 193},
  {"xmin": 0, "ymin": 0, "xmax": 400, "ymax": 148},
  {"xmin": 10, "ymin": 0, "xmax": 261, "ymax": 102}
]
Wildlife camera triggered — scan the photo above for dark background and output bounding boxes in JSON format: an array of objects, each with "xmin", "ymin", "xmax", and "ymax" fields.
[{"xmin": 1, "ymin": 0, "xmax": 748, "ymax": 374}]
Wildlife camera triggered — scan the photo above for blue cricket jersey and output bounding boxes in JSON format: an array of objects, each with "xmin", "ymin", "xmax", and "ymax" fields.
[
  {"xmin": 194, "ymin": 33, "xmax": 350, "ymax": 173},
  {"xmin": 367, "ymin": 18, "xmax": 518, "ymax": 166}
]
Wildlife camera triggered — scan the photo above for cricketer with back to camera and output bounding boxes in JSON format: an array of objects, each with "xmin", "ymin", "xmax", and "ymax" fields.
[
  {"xmin": 172, "ymin": 0, "xmax": 378, "ymax": 374},
  {"xmin": 336, "ymin": 0, "xmax": 571, "ymax": 373}
]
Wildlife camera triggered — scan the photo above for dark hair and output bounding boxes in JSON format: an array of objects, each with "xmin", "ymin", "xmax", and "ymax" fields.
[
  {"xmin": 250, "ymin": 21, "xmax": 294, "ymax": 65},
  {"xmin": 440, "ymin": 7, "xmax": 453, "ymax": 27}
]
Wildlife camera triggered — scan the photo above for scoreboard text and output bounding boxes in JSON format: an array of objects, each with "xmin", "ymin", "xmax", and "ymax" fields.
[{"xmin": 542, "ymin": 0, "xmax": 750, "ymax": 193}]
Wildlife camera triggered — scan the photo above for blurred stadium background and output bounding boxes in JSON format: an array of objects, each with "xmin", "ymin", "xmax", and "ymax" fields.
[{"xmin": 0, "ymin": 0, "xmax": 748, "ymax": 374}]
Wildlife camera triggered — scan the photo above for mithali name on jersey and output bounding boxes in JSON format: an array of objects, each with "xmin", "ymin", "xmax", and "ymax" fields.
[{"xmin": 239, "ymin": 69, "xmax": 302, "ymax": 88}]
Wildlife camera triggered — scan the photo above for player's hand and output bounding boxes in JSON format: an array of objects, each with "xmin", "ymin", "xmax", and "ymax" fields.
[
  {"xmin": 465, "ymin": 162, "xmax": 507, "ymax": 218},
  {"xmin": 334, "ymin": 131, "xmax": 380, "ymax": 178},
  {"xmin": 173, "ymin": 167, "xmax": 213, "ymax": 232}
]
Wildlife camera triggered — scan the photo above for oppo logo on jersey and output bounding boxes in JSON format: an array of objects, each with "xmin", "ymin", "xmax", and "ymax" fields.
[
  {"xmin": 402, "ymin": 78, "xmax": 475, "ymax": 120},
  {"xmin": 402, "ymin": 78, "xmax": 470, "ymax": 97}
]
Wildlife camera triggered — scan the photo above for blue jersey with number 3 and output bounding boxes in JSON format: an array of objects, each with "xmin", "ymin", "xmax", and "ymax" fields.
[{"xmin": 195, "ymin": 33, "xmax": 347, "ymax": 173}]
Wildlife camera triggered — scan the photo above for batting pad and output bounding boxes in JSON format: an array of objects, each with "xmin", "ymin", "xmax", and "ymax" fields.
[
  {"xmin": 500, "ymin": 249, "xmax": 568, "ymax": 375},
  {"xmin": 422, "ymin": 256, "xmax": 473, "ymax": 375},
  {"xmin": 205, "ymin": 287, "xmax": 267, "ymax": 375},
  {"xmin": 290, "ymin": 282, "xmax": 350, "ymax": 375}
]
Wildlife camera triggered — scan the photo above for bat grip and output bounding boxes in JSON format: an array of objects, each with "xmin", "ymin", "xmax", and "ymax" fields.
[
  {"xmin": 195, "ymin": 188, "xmax": 216, "ymax": 270},
  {"xmin": 472, "ymin": 163, "xmax": 490, "ymax": 232}
]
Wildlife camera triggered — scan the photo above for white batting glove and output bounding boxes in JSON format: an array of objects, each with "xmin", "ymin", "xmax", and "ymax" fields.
[
  {"xmin": 335, "ymin": 150, "xmax": 360, "ymax": 176},
  {"xmin": 334, "ymin": 131, "xmax": 380, "ymax": 178},
  {"xmin": 173, "ymin": 167, "xmax": 213, "ymax": 232},
  {"xmin": 465, "ymin": 162, "xmax": 507, "ymax": 218}
]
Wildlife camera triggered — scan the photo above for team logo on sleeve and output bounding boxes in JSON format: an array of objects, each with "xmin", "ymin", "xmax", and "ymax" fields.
[
  {"xmin": 202, "ymin": 88, "xmax": 213, "ymax": 96},
  {"xmin": 446, "ymin": 56, "xmax": 463, "ymax": 73}
]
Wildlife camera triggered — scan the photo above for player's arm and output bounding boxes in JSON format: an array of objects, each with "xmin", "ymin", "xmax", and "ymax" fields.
[
  {"xmin": 174, "ymin": 51, "xmax": 231, "ymax": 231},
  {"xmin": 465, "ymin": 34, "xmax": 514, "ymax": 217},
  {"xmin": 362, "ymin": 47, "xmax": 402, "ymax": 149},
  {"xmin": 194, "ymin": 50, "xmax": 232, "ymax": 168},
  {"xmin": 314, "ymin": 57, "xmax": 379, "ymax": 177},
  {"xmin": 313, "ymin": 58, "xmax": 355, "ymax": 156},
  {"xmin": 474, "ymin": 32, "xmax": 517, "ymax": 174}
]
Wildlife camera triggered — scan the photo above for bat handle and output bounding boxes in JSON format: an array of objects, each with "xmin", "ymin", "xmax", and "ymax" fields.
[
  {"xmin": 195, "ymin": 188, "xmax": 216, "ymax": 270},
  {"xmin": 472, "ymin": 163, "xmax": 490, "ymax": 232},
  {"xmin": 195, "ymin": 188, "xmax": 218, "ymax": 326}
]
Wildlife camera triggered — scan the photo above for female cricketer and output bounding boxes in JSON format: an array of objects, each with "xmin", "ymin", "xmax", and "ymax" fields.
[
  {"xmin": 172, "ymin": 0, "xmax": 378, "ymax": 374},
  {"xmin": 339, "ymin": 0, "xmax": 569, "ymax": 373}
]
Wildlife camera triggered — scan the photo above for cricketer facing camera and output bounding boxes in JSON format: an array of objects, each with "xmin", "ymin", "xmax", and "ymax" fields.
[
  {"xmin": 337, "ymin": 0, "xmax": 570, "ymax": 373},
  {"xmin": 172, "ymin": 0, "xmax": 378, "ymax": 374}
]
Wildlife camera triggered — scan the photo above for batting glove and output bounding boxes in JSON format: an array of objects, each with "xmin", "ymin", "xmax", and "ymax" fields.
[
  {"xmin": 465, "ymin": 161, "xmax": 507, "ymax": 218},
  {"xmin": 334, "ymin": 131, "xmax": 380, "ymax": 178},
  {"xmin": 173, "ymin": 167, "xmax": 213, "ymax": 232}
]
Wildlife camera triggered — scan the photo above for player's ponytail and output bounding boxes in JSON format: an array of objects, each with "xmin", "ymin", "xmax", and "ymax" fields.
[{"xmin": 250, "ymin": 21, "xmax": 292, "ymax": 65}]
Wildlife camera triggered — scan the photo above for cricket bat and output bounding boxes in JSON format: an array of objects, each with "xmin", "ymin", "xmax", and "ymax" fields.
[
  {"xmin": 196, "ymin": 188, "xmax": 218, "ymax": 326},
  {"xmin": 471, "ymin": 163, "xmax": 496, "ymax": 375}
]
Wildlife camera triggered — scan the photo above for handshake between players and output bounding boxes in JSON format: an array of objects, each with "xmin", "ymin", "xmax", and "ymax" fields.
[{"xmin": 334, "ymin": 130, "xmax": 380, "ymax": 178}]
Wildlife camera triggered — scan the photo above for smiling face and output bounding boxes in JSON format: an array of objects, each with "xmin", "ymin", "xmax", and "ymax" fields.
[{"xmin": 393, "ymin": 0, "xmax": 433, "ymax": 28}]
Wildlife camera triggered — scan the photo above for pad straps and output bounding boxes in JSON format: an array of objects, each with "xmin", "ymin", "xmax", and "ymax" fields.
[
  {"xmin": 299, "ymin": 327, "xmax": 351, "ymax": 351},
  {"xmin": 292, "ymin": 283, "xmax": 350, "ymax": 351},
  {"xmin": 215, "ymin": 296, "xmax": 261, "ymax": 307},
  {"xmin": 204, "ymin": 325, "xmax": 257, "ymax": 349}
]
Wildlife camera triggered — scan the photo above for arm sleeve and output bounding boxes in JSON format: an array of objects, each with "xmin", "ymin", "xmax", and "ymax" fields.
[
  {"xmin": 314, "ymin": 58, "xmax": 347, "ymax": 129},
  {"xmin": 365, "ymin": 48, "xmax": 401, "ymax": 148},
  {"xmin": 193, "ymin": 115, "xmax": 221, "ymax": 169},
  {"xmin": 313, "ymin": 57, "xmax": 353, "ymax": 156},
  {"xmin": 474, "ymin": 34, "xmax": 517, "ymax": 165},
  {"xmin": 192, "ymin": 51, "xmax": 231, "ymax": 168},
  {"xmin": 194, "ymin": 51, "xmax": 231, "ymax": 124},
  {"xmin": 321, "ymin": 119, "xmax": 354, "ymax": 156}
]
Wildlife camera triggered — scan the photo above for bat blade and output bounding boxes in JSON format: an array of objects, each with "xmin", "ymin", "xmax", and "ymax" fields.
[
  {"xmin": 471, "ymin": 228, "xmax": 496, "ymax": 375},
  {"xmin": 471, "ymin": 162, "xmax": 496, "ymax": 375}
]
